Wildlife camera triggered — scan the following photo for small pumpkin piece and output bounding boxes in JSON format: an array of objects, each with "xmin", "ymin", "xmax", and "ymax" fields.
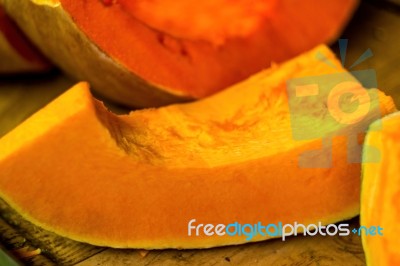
[
  {"xmin": 0, "ymin": 5, "xmax": 50, "ymax": 73},
  {"xmin": 361, "ymin": 112, "xmax": 400, "ymax": 266}
]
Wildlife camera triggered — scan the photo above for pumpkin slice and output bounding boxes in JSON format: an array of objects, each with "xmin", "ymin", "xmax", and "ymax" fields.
[
  {"xmin": 1, "ymin": 0, "xmax": 358, "ymax": 107},
  {"xmin": 0, "ymin": 45, "xmax": 395, "ymax": 249},
  {"xmin": 361, "ymin": 112, "xmax": 400, "ymax": 266},
  {"xmin": 0, "ymin": 5, "xmax": 50, "ymax": 73}
]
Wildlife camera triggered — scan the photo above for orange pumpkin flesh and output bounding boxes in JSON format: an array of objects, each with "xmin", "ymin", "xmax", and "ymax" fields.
[
  {"xmin": 0, "ymin": 5, "xmax": 51, "ymax": 73},
  {"xmin": 361, "ymin": 113, "xmax": 400, "ymax": 266},
  {"xmin": 0, "ymin": 45, "xmax": 395, "ymax": 249},
  {"xmin": 1, "ymin": 0, "xmax": 358, "ymax": 107},
  {"xmin": 118, "ymin": 0, "xmax": 278, "ymax": 45}
]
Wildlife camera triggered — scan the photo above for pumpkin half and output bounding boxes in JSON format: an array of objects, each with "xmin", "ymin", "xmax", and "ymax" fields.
[
  {"xmin": 1, "ymin": 0, "xmax": 358, "ymax": 107},
  {"xmin": 0, "ymin": 45, "xmax": 395, "ymax": 249},
  {"xmin": 361, "ymin": 112, "xmax": 400, "ymax": 266}
]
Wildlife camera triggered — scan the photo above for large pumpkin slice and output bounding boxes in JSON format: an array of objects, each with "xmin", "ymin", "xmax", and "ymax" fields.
[
  {"xmin": 0, "ymin": 45, "xmax": 395, "ymax": 249},
  {"xmin": 0, "ymin": 5, "xmax": 50, "ymax": 73},
  {"xmin": 361, "ymin": 112, "xmax": 400, "ymax": 266},
  {"xmin": 1, "ymin": 0, "xmax": 358, "ymax": 107}
]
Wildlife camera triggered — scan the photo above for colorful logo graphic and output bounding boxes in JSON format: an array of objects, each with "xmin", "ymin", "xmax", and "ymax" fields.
[
  {"xmin": 188, "ymin": 219, "xmax": 383, "ymax": 241},
  {"xmin": 286, "ymin": 39, "xmax": 382, "ymax": 168}
]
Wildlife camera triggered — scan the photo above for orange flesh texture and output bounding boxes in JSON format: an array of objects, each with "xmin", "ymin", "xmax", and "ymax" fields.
[
  {"xmin": 0, "ymin": 5, "xmax": 50, "ymax": 72},
  {"xmin": 118, "ymin": 0, "xmax": 277, "ymax": 44},
  {"xmin": 60, "ymin": 0, "xmax": 358, "ymax": 98},
  {"xmin": 361, "ymin": 113, "xmax": 400, "ymax": 266},
  {"xmin": 0, "ymin": 45, "xmax": 395, "ymax": 249}
]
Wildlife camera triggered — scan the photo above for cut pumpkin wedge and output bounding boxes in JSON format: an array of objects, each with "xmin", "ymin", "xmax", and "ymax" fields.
[
  {"xmin": 0, "ymin": 4, "xmax": 50, "ymax": 73},
  {"xmin": 0, "ymin": 45, "xmax": 396, "ymax": 248},
  {"xmin": 1, "ymin": 0, "xmax": 358, "ymax": 106},
  {"xmin": 361, "ymin": 112, "xmax": 400, "ymax": 266}
]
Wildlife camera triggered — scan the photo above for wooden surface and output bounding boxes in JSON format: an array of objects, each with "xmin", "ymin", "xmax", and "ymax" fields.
[
  {"xmin": 0, "ymin": 196, "xmax": 365, "ymax": 266},
  {"xmin": 0, "ymin": 2, "xmax": 399, "ymax": 265}
]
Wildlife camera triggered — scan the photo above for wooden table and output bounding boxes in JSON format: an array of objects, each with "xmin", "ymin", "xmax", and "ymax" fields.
[{"xmin": 0, "ymin": 2, "xmax": 399, "ymax": 265}]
